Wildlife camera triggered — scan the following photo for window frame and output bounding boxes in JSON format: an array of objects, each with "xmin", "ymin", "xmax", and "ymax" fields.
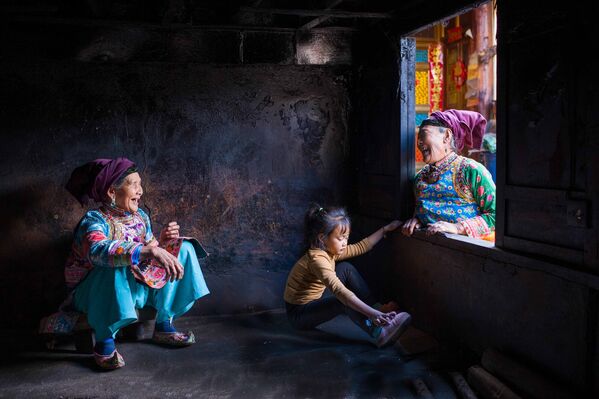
[
  {"xmin": 398, "ymin": 19, "xmax": 498, "ymax": 251},
  {"xmin": 397, "ymin": 1, "xmax": 597, "ymax": 270}
]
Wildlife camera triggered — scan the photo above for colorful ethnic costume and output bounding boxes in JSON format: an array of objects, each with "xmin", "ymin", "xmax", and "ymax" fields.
[
  {"xmin": 415, "ymin": 109, "xmax": 495, "ymax": 241},
  {"xmin": 414, "ymin": 153, "xmax": 496, "ymax": 240},
  {"xmin": 40, "ymin": 158, "xmax": 210, "ymax": 345},
  {"xmin": 64, "ymin": 205, "xmax": 210, "ymax": 341}
]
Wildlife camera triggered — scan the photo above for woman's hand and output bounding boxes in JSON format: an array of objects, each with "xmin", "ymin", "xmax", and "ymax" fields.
[
  {"xmin": 369, "ymin": 310, "xmax": 397, "ymax": 326},
  {"xmin": 383, "ymin": 220, "xmax": 402, "ymax": 235},
  {"xmin": 401, "ymin": 217, "xmax": 421, "ymax": 236},
  {"xmin": 160, "ymin": 221, "xmax": 180, "ymax": 243},
  {"xmin": 425, "ymin": 221, "xmax": 465, "ymax": 236},
  {"xmin": 149, "ymin": 246, "xmax": 184, "ymax": 282}
]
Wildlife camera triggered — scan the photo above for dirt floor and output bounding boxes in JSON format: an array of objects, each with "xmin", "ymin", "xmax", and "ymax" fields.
[{"xmin": 0, "ymin": 310, "xmax": 473, "ymax": 398}]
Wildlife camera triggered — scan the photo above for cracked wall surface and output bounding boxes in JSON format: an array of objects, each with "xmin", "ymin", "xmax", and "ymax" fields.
[{"xmin": 0, "ymin": 58, "xmax": 353, "ymax": 326}]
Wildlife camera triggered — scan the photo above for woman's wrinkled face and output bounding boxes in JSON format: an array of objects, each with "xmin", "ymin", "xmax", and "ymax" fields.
[
  {"xmin": 111, "ymin": 172, "xmax": 143, "ymax": 213},
  {"xmin": 322, "ymin": 224, "xmax": 350, "ymax": 256},
  {"xmin": 418, "ymin": 125, "xmax": 450, "ymax": 164}
]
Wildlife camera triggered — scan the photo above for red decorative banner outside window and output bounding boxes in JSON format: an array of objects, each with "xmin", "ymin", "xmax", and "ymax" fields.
[
  {"xmin": 453, "ymin": 59, "xmax": 467, "ymax": 90},
  {"xmin": 446, "ymin": 26, "xmax": 463, "ymax": 44},
  {"xmin": 428, "ymin": 43, "xmax": 444, "ymax": 112}
]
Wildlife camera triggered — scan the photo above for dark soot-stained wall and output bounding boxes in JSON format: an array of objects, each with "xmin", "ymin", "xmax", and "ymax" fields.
[
  {"xmin": 0, "ymin": 25, "xmax": 354, "ymax": 327},
  {"xmin": 380, "ymin": 1, "xmax": 599, "ymax": 396},
  {"xmin": 392, "ymin": 235, "xmax": 590, "ymax": 391}
]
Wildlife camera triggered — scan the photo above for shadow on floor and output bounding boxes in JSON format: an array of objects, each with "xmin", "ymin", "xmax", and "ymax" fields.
[{"xmin": 0, "ymin": 310, "xmax": 474, "ymax": 398}]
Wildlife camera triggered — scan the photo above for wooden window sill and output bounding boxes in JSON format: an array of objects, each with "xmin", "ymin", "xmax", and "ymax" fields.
[{"xmin": 397, "ymin": 230, "xmax": 599, "ymax": 290}]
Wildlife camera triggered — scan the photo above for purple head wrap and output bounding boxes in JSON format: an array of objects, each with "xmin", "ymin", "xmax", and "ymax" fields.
[
  {"xmin": 429, "ymin": 109, "xmax": 487, "ymax": 151},
  {"xmin": 66, "ymin": 157, "xmax": 136, "ymax": 206}
]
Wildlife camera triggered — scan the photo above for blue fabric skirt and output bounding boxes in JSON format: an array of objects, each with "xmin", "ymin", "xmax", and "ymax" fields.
[{"xmin": 73, "ymin": 241, "xmax": 210, "ymax": 340}]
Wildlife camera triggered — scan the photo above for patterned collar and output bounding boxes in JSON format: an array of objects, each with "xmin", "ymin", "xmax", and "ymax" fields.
[
  {"xmin": 420, "ymin": 152, "xmax": 458, "ymax": 184},
  {"xmin": 99, "ymin": 204, "xmax": 136, "ymax": 219}
]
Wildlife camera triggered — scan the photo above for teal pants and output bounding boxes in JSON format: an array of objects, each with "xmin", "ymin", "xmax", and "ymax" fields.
[{"xmin": 73, "ymin": 241, "xmax": 210, "ymax": 341}]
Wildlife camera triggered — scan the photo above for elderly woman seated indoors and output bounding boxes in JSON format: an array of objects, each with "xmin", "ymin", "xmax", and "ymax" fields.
[
  {"xmin": 402, "ymin": 110, "xmax": 496, "ymax": 241},
  {"xmin": 41, "ymin": 158, "xmax": 210, "ymax": 370}
]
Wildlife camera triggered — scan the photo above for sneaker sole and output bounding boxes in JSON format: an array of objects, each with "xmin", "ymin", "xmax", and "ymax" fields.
[{"xmin": 376, "ymin": 313, "xmax": 412, "ymax": 348}]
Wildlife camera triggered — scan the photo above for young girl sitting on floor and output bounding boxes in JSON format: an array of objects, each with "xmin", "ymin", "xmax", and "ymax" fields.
[{"xmin": 284, "ymin": 204, "xmax": 411, "ymax": 347}]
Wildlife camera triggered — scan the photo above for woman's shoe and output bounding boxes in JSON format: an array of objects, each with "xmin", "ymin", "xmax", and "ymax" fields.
[
  {"xmin": 152, "ymin": 330, "xmax": 195, "ymax": 346},
  {"xmin": 94, "ymin": 349, "xmax": 125, "ymax": 370},
  {"xmin": 376, "ymin": 312, "xmax": 412, "ymax": 348}
]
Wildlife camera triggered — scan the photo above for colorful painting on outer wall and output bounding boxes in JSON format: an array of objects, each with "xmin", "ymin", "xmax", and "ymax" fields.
[{"xmin": 428, "ymin": 43, "xmax": 444, "ymax": 112}]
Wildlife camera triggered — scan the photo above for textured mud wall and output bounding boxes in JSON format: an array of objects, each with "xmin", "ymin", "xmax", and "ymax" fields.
[{"xmin": 0, "ymin": 25, "xmax": 353, "ymax": 327}]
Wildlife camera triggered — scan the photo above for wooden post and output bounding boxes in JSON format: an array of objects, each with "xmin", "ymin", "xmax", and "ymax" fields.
[
  {"xmin": 467, "ymin": 365, "xmax": 522, "ymax": 399},
  {"xmin": 473, "ymin": 3, "xmax": 495, "ymax": 119},
  {"xmin": 412, "ymin": 378, "xmax": 435, "ymax": 399},
  {"xmin": 481, "ymin": 348, "xmax": 575, "ymax": 399},
  {"xmin": 449, "ymin": 371, "xmax": 478, "ymax": 399}
]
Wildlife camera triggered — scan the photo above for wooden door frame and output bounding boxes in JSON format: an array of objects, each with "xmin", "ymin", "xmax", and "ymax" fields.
[{"xmin": 395, "ymin": 37, "xmax": 416, "ymax": 220}]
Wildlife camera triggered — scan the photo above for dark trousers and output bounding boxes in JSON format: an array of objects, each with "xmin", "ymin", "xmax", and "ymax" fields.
[{"xmin": 285, "ymin": 262, "xmax": 377, "ymax": 336}]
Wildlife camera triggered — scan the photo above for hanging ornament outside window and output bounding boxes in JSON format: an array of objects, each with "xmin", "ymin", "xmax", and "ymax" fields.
[
  {"xmin": 453, "ymin": 59, "xmax": 467, "ymax": 90},
  {"xmin": 428, "ymin": 43, "xmax": 444, "ymax": 112}
]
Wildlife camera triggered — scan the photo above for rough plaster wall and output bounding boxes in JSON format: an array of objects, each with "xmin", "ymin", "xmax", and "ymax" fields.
[
  {"xmin": 390, "ymin": 235, "xmax": 588, "ymax": 391},
  {"xmin": 0, "ymin": 63, "xmax": 353, "ymax": 327}
]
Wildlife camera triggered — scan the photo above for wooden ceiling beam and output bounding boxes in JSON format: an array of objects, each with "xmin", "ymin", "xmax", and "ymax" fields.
[
  {"xmin": 300, "ymin": 0, "xmax": 344, "ymax": 31},
  {"xmin": 239, "ymin": 7, "xmax": 393, "ymax": 19},
  {"xmin": 6, "ymin": 15, "xmax": 357, "ymax": 32}
]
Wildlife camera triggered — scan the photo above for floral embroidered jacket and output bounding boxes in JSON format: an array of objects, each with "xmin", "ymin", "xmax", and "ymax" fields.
[
  {"xmin": 64, "ymin": 206, "xmax": 156, "ymax": 290},
  {"xmin": 414, "ymin": 154, "xmax": 496, "ymax": 239}
]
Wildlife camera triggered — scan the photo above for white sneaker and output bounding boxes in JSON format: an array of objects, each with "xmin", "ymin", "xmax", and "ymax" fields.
[{"xmin": 376, "ymin": 312, "xmax": 412, "ymax": 348}]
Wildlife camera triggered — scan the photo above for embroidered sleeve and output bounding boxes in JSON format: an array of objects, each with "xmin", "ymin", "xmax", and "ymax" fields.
[
  {"xmin": 459, "ymin": 160, "xmax": 496, "ymax": 238},
  {"xmin": 78, "ymin": 212, "xmax": 143, "ymax": 268},
  {"xmin": 308, "ymin": 253, "xmax": 356, "ymax": 305}
]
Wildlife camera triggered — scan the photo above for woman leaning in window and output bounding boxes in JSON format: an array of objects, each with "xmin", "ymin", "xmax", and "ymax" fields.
[{"xmin": 402, "ymin": 109, "xmax": 496, "ymax": 241}]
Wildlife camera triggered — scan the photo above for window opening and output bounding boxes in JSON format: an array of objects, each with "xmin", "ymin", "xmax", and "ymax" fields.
[
  {"xmin": 405, "ymin": 1, "xmax": 498, "ymax": 246},
  {"xmin": 410, "ymin": 3, "xmax": 497, "ymax": 177}
]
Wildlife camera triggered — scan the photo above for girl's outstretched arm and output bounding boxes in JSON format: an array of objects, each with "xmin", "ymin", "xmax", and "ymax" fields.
[{"xmin": 366, "ymin": 220, "xmax": 402, "ymax": 246}]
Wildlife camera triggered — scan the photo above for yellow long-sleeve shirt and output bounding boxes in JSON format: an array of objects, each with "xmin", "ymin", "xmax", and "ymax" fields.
[{"xmin": 283, "ymin": 238, "xmax": 373, "ymax": 306}]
